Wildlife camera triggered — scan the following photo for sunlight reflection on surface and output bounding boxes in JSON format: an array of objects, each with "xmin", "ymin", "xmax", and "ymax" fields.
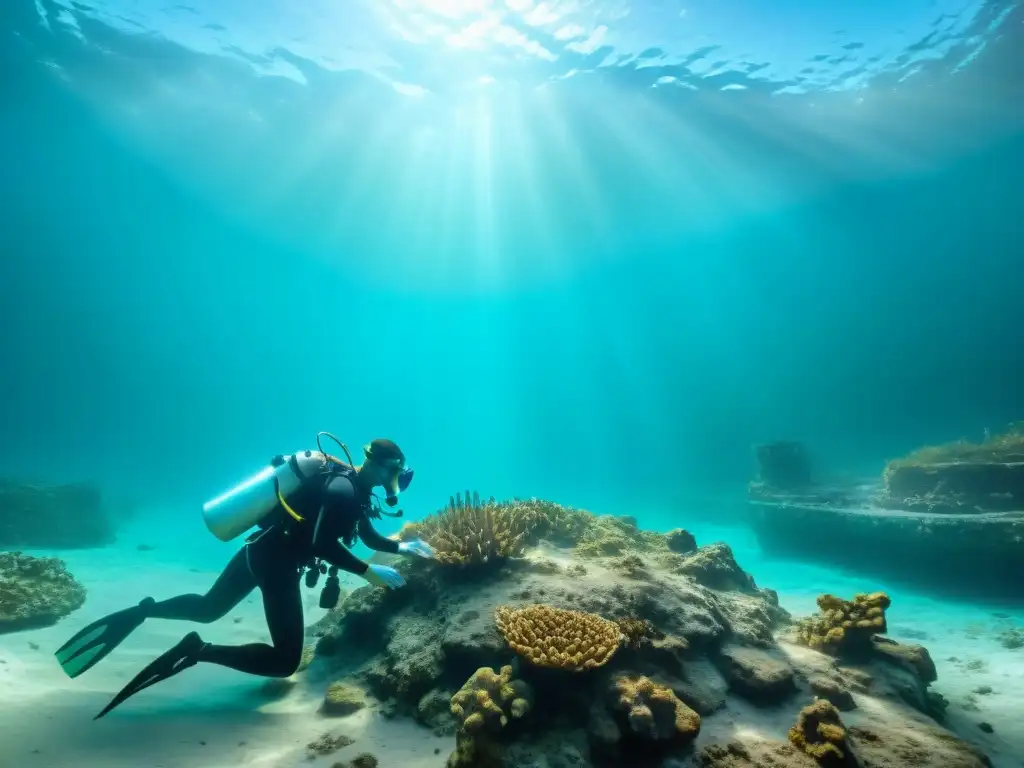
[{"xmin": 27, "ymin": 0, "xmax": 1014, "ymax": 95}]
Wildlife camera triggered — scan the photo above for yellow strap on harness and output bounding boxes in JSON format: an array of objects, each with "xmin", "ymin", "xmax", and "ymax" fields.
[{"xmin": 275, "ymin": 483, "xmax": 304, "ymax": 523}]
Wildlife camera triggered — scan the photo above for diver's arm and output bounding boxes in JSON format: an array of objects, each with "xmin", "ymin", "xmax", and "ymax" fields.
[
  {"xmin": 318, "ymin": 537, "xmax": 371, "ymax": 576},
  {"xmin": 315, "ymin": 475, "xmax": 373, "ymax": 575},
  {"xmin": 357, "ymin": 516, "xmax": 402, "ymax": 554}
]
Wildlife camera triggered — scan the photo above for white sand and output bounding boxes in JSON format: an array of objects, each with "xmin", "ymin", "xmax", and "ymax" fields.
[{"xmin": 2, "ymin": 516, "xmax": 1022, "ymax": 767}]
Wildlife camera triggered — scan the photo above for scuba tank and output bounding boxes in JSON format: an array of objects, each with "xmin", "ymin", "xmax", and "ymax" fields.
[
  {"xmin": 201, "ymin": 432, "xmax": 409, "ymax": 542},
  {"xmin": 201, "ymin": 450, "xmax": 337, "ymax": 542}
]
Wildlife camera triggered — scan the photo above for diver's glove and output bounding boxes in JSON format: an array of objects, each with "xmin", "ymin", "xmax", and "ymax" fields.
[
  {"xmin": 363, "ymin": 563, "xmax": 406, "ymax": 589},
  {"xmin": 398, "ymin": 539, "xmax": 434, "ymax": 559}
]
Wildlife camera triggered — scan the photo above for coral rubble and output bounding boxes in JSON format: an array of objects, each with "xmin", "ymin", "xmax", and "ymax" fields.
[
  {"xmin": 306, "ymin": 496, "xmax": 994, "ymax": 768},
  {"xmin": 0, "ymin": 551, "xmax": 86, "ymax": 633}
]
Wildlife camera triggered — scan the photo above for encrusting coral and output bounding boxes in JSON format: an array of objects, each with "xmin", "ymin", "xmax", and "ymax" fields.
[
  {"xmin": 610, "ymin": 674, "xmax": 701, "ymax": 743},
  {"xmin": 796, "ymin": 592, "xmax": 889, "ymax": 656},
  {"xmin": 788, "ymin": 699, "xmax": 853, "ymax": 766},
  {"xmin": 322, "ymin": 681, "xmax": 368, "ymax": 716},
  {"xmin": 495, "ymin": 604, "xmax": 622, "ymax": 671},
  {"xmin": 0, "ymin": 551, "xmax": 86, "ymax": 633}
]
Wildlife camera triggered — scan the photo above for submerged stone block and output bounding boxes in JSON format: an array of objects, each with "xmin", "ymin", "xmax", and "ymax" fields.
[{"xmin": 0, "ymin": 480, "xmax": 114, "ymax": 549}]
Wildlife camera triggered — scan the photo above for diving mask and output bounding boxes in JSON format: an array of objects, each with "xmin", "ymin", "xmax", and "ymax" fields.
[
  {"xmin": 363, "ymin": 444, "xmax": 414, "ymax": 507},
  {"xmin": 383, "ymin": 466, "xmax": 415, "ymax": 506}
]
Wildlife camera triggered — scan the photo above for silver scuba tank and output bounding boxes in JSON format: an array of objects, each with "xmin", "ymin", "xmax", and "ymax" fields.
[{"xmin": 201, "ymin": 451, "xmax": 337, "ymax": 542}]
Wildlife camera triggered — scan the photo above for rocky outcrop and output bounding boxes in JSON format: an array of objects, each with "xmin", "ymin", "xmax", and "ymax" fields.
[
  {"xmin": 0, "ymin": 480, "xmax": 114, "ymax": 549},
  {"xmin": 298, "ymin": 503, "xmax": 992, "ymax": 768},
  {"xmin": 749, "ymin": 431, "xmax": 1024, "ymax": 603},
  {"xmin": 0, "ymin": 551, "xmax": 86, "ymax": 633}
]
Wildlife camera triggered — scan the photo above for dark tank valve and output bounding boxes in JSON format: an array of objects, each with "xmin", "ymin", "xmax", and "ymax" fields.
[
  {"xmin": 319, "ymin": 565, "xmax": 341, "ymax": 609},
  {"xmin": 304, "ymin": 561, "xmax": 326, "ymax": 589}
]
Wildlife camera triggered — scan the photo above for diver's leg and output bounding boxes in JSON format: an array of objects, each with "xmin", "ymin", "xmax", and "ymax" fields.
[
  {"xmin": 147, "ymin": 547, "xmax": 256, "ymax": 623},
  {"xmin": 196, "ymin": 571, "xmax": 304, "ymax": 677},
  {"xmin": 56, "ymin": 548, "xmax": 254, "ymax": 678}
]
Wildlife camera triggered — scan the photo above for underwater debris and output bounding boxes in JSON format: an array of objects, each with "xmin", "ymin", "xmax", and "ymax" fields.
[
  {"xmin": 307, "ymin": 732, "xmax": 354, "ymax": 758},
  {"xmin": 0, "ymin": 552, "xmax": 86, "ymax": 634}
]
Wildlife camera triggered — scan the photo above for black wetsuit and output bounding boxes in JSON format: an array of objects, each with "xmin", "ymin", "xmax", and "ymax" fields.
[{"xmin": 145, "ymin": 469, "xmax": 400, "ymax": 677}]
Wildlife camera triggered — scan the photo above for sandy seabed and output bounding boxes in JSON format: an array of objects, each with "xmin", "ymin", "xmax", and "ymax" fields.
[{"xmin": 2, "ymin": 516, "xmax": 1022, "ymax": 768}]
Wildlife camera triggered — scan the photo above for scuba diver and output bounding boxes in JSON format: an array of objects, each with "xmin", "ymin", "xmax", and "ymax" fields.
[{"xmin": 54, "ymin": 434, "xmax": 434, "ymax": 719}]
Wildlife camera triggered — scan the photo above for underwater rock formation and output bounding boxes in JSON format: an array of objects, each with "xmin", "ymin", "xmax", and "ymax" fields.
[
  {"xmin": 754, "ymin": 441, "xmax": 814, "ymax": 491},
  {"xmin": 879, "ymin": 424, "xmax": 1024, "ymax": 514},
  {"xmin": 795, "ymin": 592, "xmax": 890, "ymax": 657},
  {"xmin": 0, "ymin": 551, "xmax": 86, "ymax": 633},
  {"xmin": 748, "ymin": 431, "xmax": 1024, "ymax": 602},
  {"xmin": 299, "ymin": 496, "xmax": 994, "ymax": 767},
  {"xmin": 0, "ymin": 480, "xmax": 114, "ymax": 549}
]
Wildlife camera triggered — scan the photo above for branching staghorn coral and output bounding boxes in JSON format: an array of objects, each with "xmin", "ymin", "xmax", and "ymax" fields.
[
  {"xmin": 408, "ymin": 492, "xmax": 534, "ymax": 566},
  {"xmin": 495, "ymin": 604, "xmax": 622, "ymax": 671},
  {"xmin": 403, "ymin": 492, "xmax": 597, "ymax": 566},
  {"xmin": 796, "ymin": 592, "xmax": 890, "ymax": 656}
]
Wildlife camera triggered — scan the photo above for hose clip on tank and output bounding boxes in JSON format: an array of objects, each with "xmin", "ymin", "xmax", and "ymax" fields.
[{"xmin": 319, "ymin": 566, "xmax": 341, "ymax": 610}]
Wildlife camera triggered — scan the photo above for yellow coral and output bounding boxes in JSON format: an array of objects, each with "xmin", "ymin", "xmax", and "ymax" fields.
[
  {"xmin": 495, "ymin": 604, "xmax": 622, "ymax": 671},
  {"xmin": 796, "ymin": 592, "xmax": 890, "ymax": 656},
  {"xmin": 612, "ymin": 675, "xmax": 701, "ymax": 742},
  {"xmin": 322, "ymin": 681, "xmax": 367, "ymax": 716},
  {"xmin": 450, "ymin": 665, "xmax": 532, "ymax": 734},
  {"xmin": 788, "ymin": 699, "xmax": 848, "ymax": 761},
  {"xmin": 408, "ymin": 492, "xmax": 537, "ymax": 566}
]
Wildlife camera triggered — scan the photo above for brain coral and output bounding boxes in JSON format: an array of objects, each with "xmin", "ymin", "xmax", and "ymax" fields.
[{"xmin": 495, "ymin": 604, "xmax": 622, "ymax": 671}]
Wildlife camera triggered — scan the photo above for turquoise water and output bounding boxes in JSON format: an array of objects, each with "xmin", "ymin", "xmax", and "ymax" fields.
[{"xmin": 1, "ymin": 0, "xmax": 1023, "ymax": 764}]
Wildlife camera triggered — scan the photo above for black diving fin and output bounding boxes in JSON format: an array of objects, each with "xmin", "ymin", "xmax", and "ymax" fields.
[
  {"xmin": 54, "ymin": 598, "xmax": 155, "ymax": 679},
  {"xmin": 93, "ymin": 631, "xmax": 206, "ymax": 720}
]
